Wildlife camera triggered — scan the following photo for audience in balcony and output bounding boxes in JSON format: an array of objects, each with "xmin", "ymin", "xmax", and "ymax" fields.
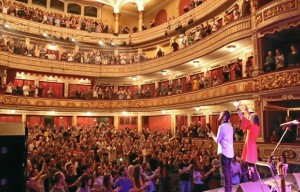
[
  {"xmin": 233, "ymin": 4, "xmax": 241, "ymax": 20},
  {"xmin": 232, "ymin": 59, "xmax": 242, "ymax": 80},
  {"xmin": 264, "ymin": 50, "xmax": 275, "ymax": 72},
  {"xmin": 223, "ymin": 65, "xmax": 230, "ymax": 82},
  {"xmin": 288, "ymin": 44, "xmax": 299, "ymax": 67},
  {"xmin": 275, "ymin": 49, "xmax": 284, "ymax": 70},
  {"xmin": 171, "ymin": 39, "xmax": 179, "ymax": 52},
  {"xmin": 245, "ymin": 58, "xmax": 253, "ymax": 78}
]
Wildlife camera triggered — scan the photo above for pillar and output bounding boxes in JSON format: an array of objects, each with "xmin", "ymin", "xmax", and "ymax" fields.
[
  {"xmin": 28, "ymin": 0, "xmax": 32, "ymax": 5},
  {"xmin": 97, "ymin": 5, "xmax": 103, "ymax": 21},
  {"xmin": 254, "ymin": 98, "xmax": 264, "ymax": 142},
  {"xmin": 64, "ymin": 83, "xmax": 68, "ymax": 98},
  {"xmin": 187, "ymin": 113, "xmax": 192, "ymax": 126},
  {"xmin": 46, "ymin": 0, "xmax": 50, "ymax": 9},
  {"xmin": 114, "ymin": 115, "xmax": 119, "ymax": 128},
  {"xmin": 170, "ymin": 114, "xmax": 176, "ymax": 136},
  {"xmin": 25, "ymin": 37, "xmax": 30, "ymax": 49},
  {"xmin": 113, "ymin": 13, "xmax": 121, "ymax": 34},
  {"xmin": 137, "ymin": 11, "xmax": 144, "ymax": 32},
  {"xmin": 137, "ymin": 115, "xmax": 142, "ymax": 133},
  {"xmin": 72, "ymin": 115, "xmax": 77, "ymax": 126},
  {"xmin": 81, "ymin": 6, "xmax": 84, "ymax": 17},
  {"xmin": 251, "ymin": 34, "xmax": 263, "ymax": 76},
  {"xmin": 22, "ymin": 114, "xmax": 26, "ymax": 124},
  {"xmin": 250, "ymin": 0, "xmax": 258, "ymax": 14},
  {"xmin": 64, "ymin": 2, "xmax": 68, "ymax": 14}
]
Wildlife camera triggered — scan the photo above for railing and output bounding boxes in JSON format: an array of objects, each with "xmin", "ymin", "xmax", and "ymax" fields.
[
  {"xmin": 0, "ymin": 17, "xmax": 252, "ymax": 77},
  {"xmin": 1, "ymin": 68, "xmax": 299, "ymax": 111},
  {"xmin": 0, "ymin": 0, "xmax": 236, "ymax": 45}
]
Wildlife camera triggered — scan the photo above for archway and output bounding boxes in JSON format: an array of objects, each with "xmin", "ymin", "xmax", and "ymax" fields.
[
  {"xmin": 155, "ymin": 9, "xmax": 167, "ymax": 26},
  {"xmin": 178, "ymin": 0, "xmax": 190, "ymax": 15}
]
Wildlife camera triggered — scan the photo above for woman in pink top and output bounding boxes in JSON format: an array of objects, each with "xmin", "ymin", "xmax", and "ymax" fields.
[{"xmin": 236, "ymin": 102, "xmax": 260, "ymax": 180}]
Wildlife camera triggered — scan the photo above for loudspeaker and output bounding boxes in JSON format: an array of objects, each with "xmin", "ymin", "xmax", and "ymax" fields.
[
  {"xmin": 237, "ymin": 181, "xmax": 270, "ymax": 192},
  {"xmin": 0, "ymin": 123, "xmax": 26, "ymax": 191}
]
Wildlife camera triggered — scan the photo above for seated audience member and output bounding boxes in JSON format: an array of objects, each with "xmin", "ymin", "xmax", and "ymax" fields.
[
  {"xmin": 6, "ymin": 81, "xmax": 13, "ymax": 94},
  {"xmin": 183, "ymin": 5, "xmax": 189, "ymax": 13},
  {"xmin": 275, "ymin": 49, "xmax": 285, "ymax": 70},
  {"xmin": 212, "ymin": 76, "xmax": 220, "ymax": 86},
  {"xmin": 264, "ymin": 51, "xmax": 275, "ymax": 72},
  {"xmin": 122, "ymin": 26, "xmax": 130, "ymax": 34},
  {"xmin": 23, "ymin": 83, "xmax": 30, "ymax": 97},
  {"xmin": 288, "ymin": 44, "xmax": 299, "ymax": 67}
]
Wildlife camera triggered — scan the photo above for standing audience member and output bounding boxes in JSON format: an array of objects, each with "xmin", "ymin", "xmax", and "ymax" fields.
[
  {"xmin": 51, "ymin": 171, "xmax": 68, "ymax": 192},
  {"xmin": 288, "ymin": 44, "xmax": 299, "ymax": 67},
  {"xmin": 275, "ymin": 49, "xmax": 285, "ymax": 70},
  {"xmin": 264, "ymin": 51, "xmax": 275, "ymax": 72},
  {"xmin": 179, "ymin": 154, "xmax": 193, "ymax": 192},
  {"xmin": 114, "ymin": 166, "xmax": 135, "ymax": 192}
]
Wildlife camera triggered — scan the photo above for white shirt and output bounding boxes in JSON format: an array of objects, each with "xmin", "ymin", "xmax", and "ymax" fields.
[{"xmin": 216, "ymin": 122, "xmax": 234, "ymax": 158}]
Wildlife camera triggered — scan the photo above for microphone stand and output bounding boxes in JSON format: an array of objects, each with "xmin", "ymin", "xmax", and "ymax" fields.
[{"xmin": 271, "ymin": 127, "xmax": 289, "ymax": 155}]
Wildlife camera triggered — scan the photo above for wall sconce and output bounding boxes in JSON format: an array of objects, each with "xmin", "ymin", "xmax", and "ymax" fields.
[
  {"xmin": 227, "ymin": 45, "xmax": 236, "ymax": 52},
  {"xmin": 193, "ymin": 60, "xmax": 200, "ymax": 67},
  {"xmin": 161, "ymin": 70, "xmax": 167, "ymax": 76},
  {"xmin": 194, "ymin": 107, "xmax": 200, "ymax": 111},
  {"xmin": 131, "ymin": 76, "xmax": 137, "ymax": 81}
]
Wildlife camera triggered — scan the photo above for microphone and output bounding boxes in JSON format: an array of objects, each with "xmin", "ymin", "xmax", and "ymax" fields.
[{"xmin": 280, "ymin": 120, "xmax": 299, "ymax": 126}]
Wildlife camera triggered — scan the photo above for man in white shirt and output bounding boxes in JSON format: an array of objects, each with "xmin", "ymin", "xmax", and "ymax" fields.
[{"xmin": 208, "ymin": 110, "xmax": 234, "ymax": 192}]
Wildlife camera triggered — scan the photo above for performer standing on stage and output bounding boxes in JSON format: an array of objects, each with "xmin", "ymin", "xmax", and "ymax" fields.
[
  {"xmin": 207, "ymin": 110, "xmax": 234, "ymax": 192},
  {"xmin": 236, "ymin": 102, "xmax": 260, "ymax": 181}
]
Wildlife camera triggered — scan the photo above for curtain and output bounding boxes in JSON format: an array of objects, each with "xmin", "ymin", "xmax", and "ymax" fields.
[
  {"xmin": 53, "ymin": 116, "xmax": 72, "ymax": 127},
  {"xmin": 192, "ymin": 116, "xmax": 206, "ymax": 125},
  {"xmin": 39, "ymin": 81, "xmax": 64, "ymax": 98},
  {"xmin": 155, "ymin": 9, "xmax": 167, "ymax": 26},
  {"xmin": 209, "ymin": 115, "xmax": 220, "ymax": 134},
  {"xmin": 176, "ymin": 115, "xmax": 187, "ymax": 128},
  {"xmin": 210, "ymin": 68, "xmax": 223, "ymax": 83},
  {"xmin": 14, "ymin": 79, "xmax": 34, "ymax": 87},
  {"xmin": 118, "ymin": 85, "xmax": 138, "ymax": 93},
  {"xmin": 231, "ymin": 114, "xmax": 240, "ymax": 127},
  {"xmin": 6, "ymin": 69, "xmax": 17, "ymax": 85},
  {"xmin": 27, "ymin": 115, "xmax": 45, "ymax": 127}
]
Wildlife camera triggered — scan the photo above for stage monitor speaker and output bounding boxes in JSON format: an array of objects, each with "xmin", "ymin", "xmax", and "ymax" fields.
[
  {"xmin": 237, "ymin": 181, "xmax": 270, "ymax": 192},
  {"xmin": 0, "ymin": 123, "xmax": 26, "ymax": 191}
]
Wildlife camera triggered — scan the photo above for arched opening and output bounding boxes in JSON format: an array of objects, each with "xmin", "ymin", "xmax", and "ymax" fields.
[
  {"xmin": 50, "ymin": 0, "xmax": 64, "ymax": 11},
  {"xmin": 178, "ymin": 0, "xmax": 190, "ymax": 15},
  {"xmin": 67, "ymin": 3, "xmax": 81, "ymax": 15},
  {"xmin": 32, "ymin": 0, "xmax": 46, "ymax": 7},
  {"xmin": 155, "ymin": 9, "xmax": 167, "ymax": 26},
  {"xmin": 84, "ymin": 6, "xmax": 98, "ymax": 17}
]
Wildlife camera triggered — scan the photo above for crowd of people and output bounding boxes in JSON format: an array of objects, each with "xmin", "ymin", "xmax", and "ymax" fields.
[
  {"xmin": 0, "ymin": 34, "xmax": 148, "ymax": 65},
  {"xmin": 264, "ymin": 45, "xmax": 300, "ymax": 73},
  {"xmin": 25, "ymin": 107, "xmax": 290, "ymax": 192}
]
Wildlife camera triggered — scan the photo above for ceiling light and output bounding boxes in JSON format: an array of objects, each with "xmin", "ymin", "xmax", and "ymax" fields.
[
  {"xmin": 49, "ymin": 44, "xmax": 56, "ymax": 50},
  {"xmin": 71, "ymin": 37, "xmax": 75, "ymax": 42},
  {"xmin": 49, "ymin": 111, "xmax": 56, "ymax": 115},
  {"xmin": 193, "ymin": 61, "xmax": 200, "ymax": 67},
  {"xmin": 194, "ymin": 107, "xmax": 200, "ymax": 111},
  {"xmin": 98, "ymin": 40, "xmax": 104, "ymax": 45},
  {"xmin": 227, "ymin": 45, "xmax": 236, "ymax": 52},
  {"xmin": 9, "ymin": 110, "xmax": 16, "ymax": 113},
  {"xmin": 131, "ymin": 76, "xmax": 137, "ymax": 81},
  {"xmin": 162, "ymin": 110, "xmax": 167, "ymax": 114},
  {"xmin": 161, "ymin": 70, "xmax": 167, "ymax": 76},
  {"xmin": 122, "ymin": 111, "xmax": 128, "ymax": 116},
  {"xmin": 233, "ymin": 101, "xmax": 240, "ymax": 107},
  {"xmin": 4, "ymin": 23, "xmax": 10, "ymax": 28},
  {"xmin": 43, "ymin": 32, "xmax": 48, "ymax": 37},
  {"xmin": 85, "ymin": 112, "xmax": 92, "ymax": 116}
]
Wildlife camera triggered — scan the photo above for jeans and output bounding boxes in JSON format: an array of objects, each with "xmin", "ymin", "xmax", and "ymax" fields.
[
  {"xmin": 221, "ymin": 154, "xmax": 232, "ymax": 192},
  {"xmin": 180, "ymin": 181, "xmax": 191, "ymax": 192}
]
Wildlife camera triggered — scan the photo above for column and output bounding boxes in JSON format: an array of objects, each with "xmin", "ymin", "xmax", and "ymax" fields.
[
  {"xmin": 81, "ymin": 6, "xmax": 84, "ymax": 17},
  {"xmin": 97, "ymin": 5, "xmax": 103, "ymax": 21},
  {"xmin": 64, "ymin": 83, "xmax": 69, "ymax": 98},
  {"xmin": 187, "ymin": 113, "xmax": 192, "ymax": 126},
  {"xmin": 64, "ymin": 2, "xmax": 68, "ymax": 14},
  {"xmin": 28, "ymin": 0, "xmax": 32, "ymax": 5},
  {"xmin": 72, "ymin": 115, "xmax": 77, "ymax": 126},
  {"xmin": 22, "ymin": 114, "xmax": 27, "ymax": 124},
  {"xmin": 252, "ymin": 34, "xmax": 263, "ymax": 76},
  {"xmin": 46, "ymin": 0, "xmax": 51, "ymax": 9},
  {"xmin": 137, "ymin": 115, "xmax": 142, "ymax": 133},
  {"xmin": 170, "ymin": 114, "xmax": 176, "ymax": 136},
  {"xmin": 254, "ymin": 98, "xmax": 264, "ymax": 142},
  {"xmin": 205, "ymin": 113, "xmax": 209, "ymax": 126},
  {"xmin": 113, "ymin": 13, "xmax": 121, "ymax": 34},
  {"xmin": 137, "ymin": 11, "xmax": 144, "ymax": 32},
  {"xmin": 114, "ymin": 115, "xmax": 119, "ymax": 128}
]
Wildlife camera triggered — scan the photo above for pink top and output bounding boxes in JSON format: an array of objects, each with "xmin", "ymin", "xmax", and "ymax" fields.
[{"xmin": 241, "ymin": 117, "xmax": 260, "ymax": 164}]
